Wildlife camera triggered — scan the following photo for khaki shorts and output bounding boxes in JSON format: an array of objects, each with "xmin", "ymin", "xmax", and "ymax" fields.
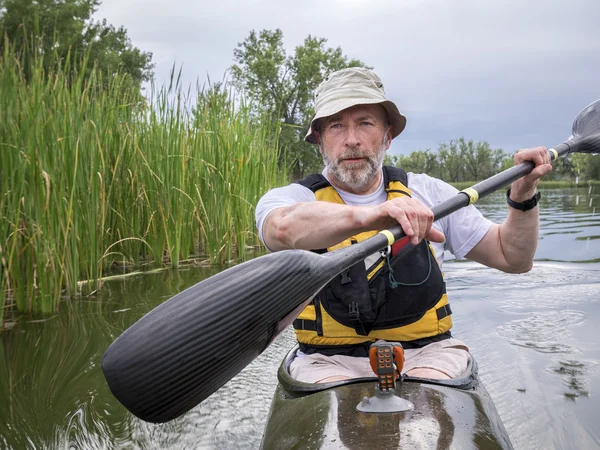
[{"xmin": 289, "ymin": 338, "xmax": 470, "ymax": 384}]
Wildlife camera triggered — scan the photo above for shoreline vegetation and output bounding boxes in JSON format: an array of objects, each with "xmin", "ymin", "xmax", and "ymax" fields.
[
  {"xmin": 0, "ymin": 47, "xmax": 285, "ymax": 320},
  {"xmin": 450, "ymin": 180, "xmax": 600, "ymax": 190},
  {"xmin": 1, "ymin": 48, "xmax": 598, "ymax": 324}
]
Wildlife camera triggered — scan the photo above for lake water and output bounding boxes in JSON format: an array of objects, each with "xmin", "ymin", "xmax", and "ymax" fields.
[{"xmin": 1, "ymin": 186, "xmax": 599, "ymax": 450}]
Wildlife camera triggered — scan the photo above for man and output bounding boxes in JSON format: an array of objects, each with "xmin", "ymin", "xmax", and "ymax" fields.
[{"xmin": 255, "ymin": 68, "xmax": 552, "ymax": 383}]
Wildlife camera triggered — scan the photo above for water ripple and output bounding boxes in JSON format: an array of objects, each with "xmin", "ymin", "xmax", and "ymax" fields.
[{"xmin": 496, "ymin": 310, "xmax": 585, "ymax": 354}]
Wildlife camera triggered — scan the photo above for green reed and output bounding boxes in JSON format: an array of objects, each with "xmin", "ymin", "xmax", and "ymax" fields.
[{"xmin": 0, "ymin": 48, "xmax": 284, "ymax": 315}]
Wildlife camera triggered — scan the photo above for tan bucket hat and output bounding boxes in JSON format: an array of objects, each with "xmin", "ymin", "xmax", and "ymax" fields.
[{"xmin": 304, "ymin": 67, "xmax": 407, "ymax": 144}]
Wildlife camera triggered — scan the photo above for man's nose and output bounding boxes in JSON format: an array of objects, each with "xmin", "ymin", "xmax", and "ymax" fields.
[{"xmin": 344, "ymin": 124, "xmax": 360, "ymax": 147}]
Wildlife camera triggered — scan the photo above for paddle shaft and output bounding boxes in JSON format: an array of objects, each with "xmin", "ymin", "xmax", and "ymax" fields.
[
  {"xmin": 327, "ymin": 143, "xmax": 571, "ymax": 266},
  {"xmin": 393, "ymin": 144, "xmax": 570, "ymax": 240}
]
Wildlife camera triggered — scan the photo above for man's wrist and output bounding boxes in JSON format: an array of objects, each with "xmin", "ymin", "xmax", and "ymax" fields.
[{"xmin": 506, "ymin": 188, "xmax": 541, "ymax": 211}]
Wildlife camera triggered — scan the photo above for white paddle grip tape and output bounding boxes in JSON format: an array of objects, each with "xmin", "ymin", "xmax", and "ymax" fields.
[{"xmin": 461, "ymin": 188, "xmax": 479, "ymax": 205}]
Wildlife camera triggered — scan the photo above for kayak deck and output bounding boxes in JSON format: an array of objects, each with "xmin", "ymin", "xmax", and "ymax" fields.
[{"xmin": 261, "ymin": 346, "xmax": 513, "ymax": 450}]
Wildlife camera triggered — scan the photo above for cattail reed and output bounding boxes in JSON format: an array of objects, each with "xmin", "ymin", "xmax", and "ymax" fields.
[{"xmin": 0, "ymin": 45, "xmax": 284, "ymax": 316}]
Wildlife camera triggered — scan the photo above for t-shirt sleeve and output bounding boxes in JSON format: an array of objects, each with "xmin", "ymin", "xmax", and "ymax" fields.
[
  {"xmin": 255, "ymin": 183, "xmax": 316, "ymax": 246},
  {"xmin": 408, "ymin": 173, "xmax": 494, "ymax": 260}
]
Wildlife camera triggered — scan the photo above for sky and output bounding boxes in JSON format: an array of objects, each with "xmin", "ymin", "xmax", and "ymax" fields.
[{"xmin": 95, "ymin": 0, "xmax": 600, "ymax": 156}]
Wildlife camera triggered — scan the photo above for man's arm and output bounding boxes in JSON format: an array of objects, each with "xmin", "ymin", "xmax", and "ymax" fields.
[
  {"xmin": 465, "ymin": 146, "xmax": 552, "ymax": 273},
  {"xmin": 262, "ymin": 196, "xmax": 446, "ymax": 252}
]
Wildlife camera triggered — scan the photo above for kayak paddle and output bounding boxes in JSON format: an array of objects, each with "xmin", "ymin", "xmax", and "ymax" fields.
[{"xmin": 101, "ymin": 99, "xmax": 600, "ymax": 423}]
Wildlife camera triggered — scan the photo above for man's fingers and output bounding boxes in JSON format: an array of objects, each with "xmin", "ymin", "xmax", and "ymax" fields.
[
  {"xmin": 417, "ymin": 208, "xmax": 431, "ymax": 244},
  {"xmin": 394, "ymin": 210, "xmax": 414, "ymax": 240},
  {"xmin": 382, "ymin": 197, "xmax": 437, "ymax": 246},
  {"xmin": 425, "ymin": 228, "xmax": 446, "ymax": 244},
  {"xmin": 529, "ymin": 164, "xmax": 553, "ymax": 178},
  {"xmin": 514, "ymin": 146, "xmax": 550, "ymax": 166},
  {"xmin": 512, "ymin": 146, "xmax": 553, "ymax": 195},
  {"xmin": 521, "ymin": 163, "xmax": 553, "ymax": 185}
]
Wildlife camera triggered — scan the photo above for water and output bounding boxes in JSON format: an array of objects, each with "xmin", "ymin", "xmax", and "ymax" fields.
[{"xmin": 1, "ymin": 187, "xmax": 599, "ymax": 450}]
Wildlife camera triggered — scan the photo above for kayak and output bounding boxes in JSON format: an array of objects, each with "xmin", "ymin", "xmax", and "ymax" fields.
[{"xmin": 260, "ymin": 345, "xmax": 513, "ymax": 450}]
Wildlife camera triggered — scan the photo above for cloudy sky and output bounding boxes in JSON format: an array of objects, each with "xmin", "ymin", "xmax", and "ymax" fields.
[{"xmin": 95, "ymin": 0, "xmax": 599, "ymax": 156}]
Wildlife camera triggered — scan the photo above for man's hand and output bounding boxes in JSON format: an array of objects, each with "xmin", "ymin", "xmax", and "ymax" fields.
[
  {"xmin": 364, "ymin": 197, "xmax": 446, "ymax": 246},
  {"xmin": 466, "ymin": 145, "xmax": 553, "ymax": 273},
  {"xmin": 510, "ymin": 146, "xmax": 553, "ymax": 202}
]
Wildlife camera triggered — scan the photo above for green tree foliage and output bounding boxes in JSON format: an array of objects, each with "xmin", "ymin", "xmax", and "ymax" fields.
[
  {"xmin": 459, "ymin": 138, "xmax": 507, "ymax": 181},
  {"xmin": 231, "ymin": 29, "xmax": 367, "ymax": 179},
  {"xmin": 437, "ymin": 140, "xmax": 465, "ymax": 182},
  {"xmin": 0, "ymin": 0, "xmax": 153, "ymax": 85},
  {"xmin": 385, "ymin": 150, "xmax": 441, "ymax": 179},
  {"xmin": 389, "ymin": 138, "xmax": 509, "ymax": 182},
  {"xmin": 570, "ymin": 153, "xmax": 600, "ymax": 181},
  {"xmin": 388, "ymin": 138, "xmax": 599, "ymax": 183}
]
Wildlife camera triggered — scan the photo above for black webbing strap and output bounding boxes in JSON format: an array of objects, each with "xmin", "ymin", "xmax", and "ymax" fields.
[
  {"xmin": 293, "ymin": 319, "xmax": 317, "ymax": 331},
  {"xmin": 296, "ymin": 305, "xmax": 452, "ymax": 331},
  {"xmin": 295, "ymin": 173, "xmax": 331, "ymax": 192},
  {"xmin": 436, "ymin": 304, "xmax": 452, "ymax": 320}
]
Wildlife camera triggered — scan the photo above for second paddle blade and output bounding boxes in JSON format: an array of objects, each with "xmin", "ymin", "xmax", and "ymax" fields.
[{"xmin": 571, "ymin": 99, "xmax": 600, "ymax": 154}]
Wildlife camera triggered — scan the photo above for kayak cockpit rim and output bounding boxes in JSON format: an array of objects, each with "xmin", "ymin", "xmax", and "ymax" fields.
[{"xmin": 277, "ymin": 345, "xmax": 478, "ymax": 396}]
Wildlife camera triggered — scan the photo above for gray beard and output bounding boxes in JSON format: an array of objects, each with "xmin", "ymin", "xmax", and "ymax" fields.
[{"xmin": 322, "ymin": 140, "xmax": 387, "ymax": 192}]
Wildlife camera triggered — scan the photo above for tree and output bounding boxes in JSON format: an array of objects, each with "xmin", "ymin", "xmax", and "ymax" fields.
[
  {"xmin": 437, "ymin": 140, "xmax": 465, "ymax": 182},
  {"xmin": 0, "ymin": 0, "xmax": 153, "ymax": 85},
  {"xmin": 389, "ymin": 139, "xmax": 512, "ymax": 183},
  {"xmin": 570, "ymin": 153, "xmax": 600, "ymax": 181},
  {"xmin": 386, "ymin": 150, "xmax": 440, "ymax": 177},
  {"xmin": 459, "ymin": 138, "xmax": 507, "ymax": 181},
  {"xmin": 231, "ymin": 29, "xmax": 367, "ymax": 179}
]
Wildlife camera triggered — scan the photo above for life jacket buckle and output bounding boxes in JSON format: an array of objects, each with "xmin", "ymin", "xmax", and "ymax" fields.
[{"xmin": 349, "ymin": 302, "xmax": 360, "ymax": 322}]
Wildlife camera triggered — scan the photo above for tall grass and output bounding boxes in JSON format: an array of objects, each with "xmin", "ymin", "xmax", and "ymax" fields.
[{"xmin": 0, "ymin": 47, "xmax": 285, "ymax": 316}]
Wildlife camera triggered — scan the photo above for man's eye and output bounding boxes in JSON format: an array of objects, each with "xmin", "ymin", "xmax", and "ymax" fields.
[
  {"xmin": 330, "ymin": 123, "xmax": 342, "ymax": 129},
  {"xmin": 361, "ymin": 121, "xmax": 374, "ymax": 126}
]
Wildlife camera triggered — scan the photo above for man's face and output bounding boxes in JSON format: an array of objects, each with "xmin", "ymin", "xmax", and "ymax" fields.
[{"xmin": 317, "ymin": 104, "xmax": 392, "ymax": 193}]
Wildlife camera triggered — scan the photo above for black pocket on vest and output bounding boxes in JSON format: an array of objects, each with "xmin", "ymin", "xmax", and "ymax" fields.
[
  {"xmin": 320, "ymin": 261, "xmax": 377, "ymax": 335},
  {"xmin": 375, "ymin": 241, "xmax": 445, "ymax": 328}
]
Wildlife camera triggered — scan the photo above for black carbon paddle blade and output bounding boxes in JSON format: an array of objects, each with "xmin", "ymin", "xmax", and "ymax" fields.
[
  {"xmin": 101, "ymin": 249, "xmax": 336, "ymax": 423},
  {"xmin": 571, "ymin": 99, "xmax": 600, "ymax": 154}
]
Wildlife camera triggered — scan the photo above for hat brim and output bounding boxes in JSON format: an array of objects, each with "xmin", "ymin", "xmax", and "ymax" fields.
[{"xmin": 304, "ymin": 99, "xmax": 406, "ymax": 144}]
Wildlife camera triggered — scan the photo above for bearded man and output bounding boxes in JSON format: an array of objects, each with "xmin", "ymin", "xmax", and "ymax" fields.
[{"xmin": 255, "ymin": 68, "xmax": 551, "ymax": 383}]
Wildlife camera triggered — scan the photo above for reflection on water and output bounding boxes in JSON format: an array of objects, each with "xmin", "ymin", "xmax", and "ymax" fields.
[
  {"xmin": 478, "ymin": 187, "xmax": 600, "ymax": 263},
  {"xmin": 0, "ymin": 187, "xmax": 599, "ymax": 450},
  {"xmin": 446, "ymin": 261, "xmax": 600, "ymax": 450},
  {"xmin": 552, "ymin": 360, "xmax": 592, "ymax": 401},
  {"xmin": 0, "ymin": 267, "xmax": 226, "ymax": 450}
]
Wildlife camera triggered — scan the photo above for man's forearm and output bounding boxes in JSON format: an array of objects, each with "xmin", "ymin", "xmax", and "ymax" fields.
[
  {"xmin": 497, "ymin": 207, "xmax": 540, "ymax": 272},
  {"xmin": 263, "ymin": 202, "xmax": 370, "ymax": 251}
]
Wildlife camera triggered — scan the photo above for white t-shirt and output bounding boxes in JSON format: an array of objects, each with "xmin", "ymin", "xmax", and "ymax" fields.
[{"xmin": 255, "ymin": 169, "xmax": 493, "ymax": 267}]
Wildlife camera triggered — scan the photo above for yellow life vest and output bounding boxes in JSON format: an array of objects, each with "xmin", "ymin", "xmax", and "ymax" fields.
[{"xmin": 293, "ymin": 166, "xmax": 452, "ymax": 356}]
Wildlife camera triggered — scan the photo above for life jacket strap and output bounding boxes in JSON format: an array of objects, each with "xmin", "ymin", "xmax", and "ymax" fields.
[
  {"xmin": 293, "ymin": 318, "xmax": 316, "ymax": 331},
  {"xmin": 436, "ymin": 304, "xmax": 452, "ymax": 320},
  {"xmin": 294, "ymin": 304, "xmax": 452, "ymax": 333},
  {"xmin": 349, "ymin": 302, "xmax": 369, "ymax": 336}
]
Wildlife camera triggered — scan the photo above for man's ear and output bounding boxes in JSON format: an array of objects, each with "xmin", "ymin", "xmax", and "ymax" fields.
[
  {"xmin": 384, "ymin": 127, "xmax": 393, "ymax": 150},
  {"xmin": 314, "ymin": 131, "xmax": 323, "ymax": 154}
]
